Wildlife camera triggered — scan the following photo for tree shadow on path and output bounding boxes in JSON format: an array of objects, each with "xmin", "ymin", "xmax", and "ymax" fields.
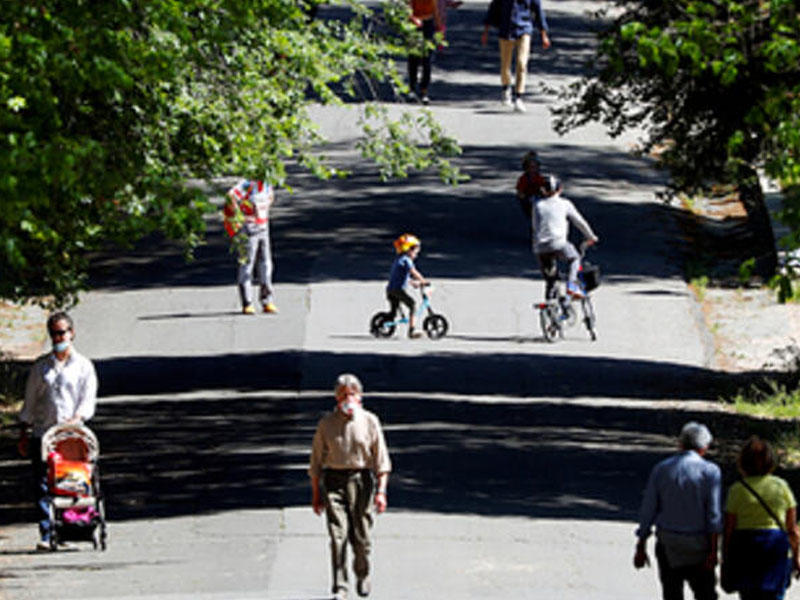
[
  {"xmin": 1, "ymin": 350, "xmax": 794, "ymax": 526},
  {"xmin": 87, "ymin": 144, "xmax": 681, "ymax": 291}
]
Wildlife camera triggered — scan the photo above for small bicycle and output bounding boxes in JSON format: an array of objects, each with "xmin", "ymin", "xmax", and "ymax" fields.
[
  {"xmin": 370, "ymin": 285, "xmax": 449, "ymax": 339},
  {"xmin": 535, "ymin": 243, "xmax": 599, "ymax": 342}
]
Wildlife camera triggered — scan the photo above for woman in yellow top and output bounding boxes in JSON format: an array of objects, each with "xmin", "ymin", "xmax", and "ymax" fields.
[{"xmin": 723, "ymin": 437, "xmax": 800, "ymax": 599}]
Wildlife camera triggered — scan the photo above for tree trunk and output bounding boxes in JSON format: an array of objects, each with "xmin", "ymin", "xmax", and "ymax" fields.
[{"xmin": 737, "ymin": 165, "xmax": 778, "ymax": 278}]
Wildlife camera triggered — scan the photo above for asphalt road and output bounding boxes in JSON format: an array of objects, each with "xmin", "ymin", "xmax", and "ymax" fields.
[{"xmin": 1, "ymin": 1, "xmax": 784, "ymax": 598}]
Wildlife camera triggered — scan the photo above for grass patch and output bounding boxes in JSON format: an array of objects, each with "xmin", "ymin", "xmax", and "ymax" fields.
[
  {"xmin": 731, "ymin": 380, "xmax": 800, "ymax": 418},
  {"xmin": 727, "ymin": 379, "xmax": 800, "ymax": 466},
  {"xmin": 690, "ymin": 275, "xmax": 710, "ymax": 302}
]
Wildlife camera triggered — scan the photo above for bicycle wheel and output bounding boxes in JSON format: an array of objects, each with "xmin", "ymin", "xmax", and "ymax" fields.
[
  {"xmin": 561, "ymin": 296, "xmax": 578, "ymax": 327},
  {"xmin": 370, "ymin": 312, "xmax": 396, "ymax": 338},
  {"xmin": 581, "ymin": 296, "xmax": 597, "ymax": 341},
  {"xmin": 423, "ymin": 314, "xmax": 448, "ymax": 339},
  {"xmin": 538, "ymin": 306, "xmax": 560, "ymax": 342}
]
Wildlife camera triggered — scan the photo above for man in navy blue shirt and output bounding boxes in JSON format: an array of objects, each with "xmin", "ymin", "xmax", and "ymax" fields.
[
  {"xmin": 481, "ymin": 0, "xmax": 550, "ymax": 112},
  {"xmin": 635, "ymin": 422, "xmax": 722, "ymax": 600}
]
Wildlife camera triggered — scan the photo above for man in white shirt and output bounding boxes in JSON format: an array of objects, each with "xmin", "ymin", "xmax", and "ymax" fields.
[{"xmin": 18, "ymin": 311, "xmax": 98, "ymax": 550}]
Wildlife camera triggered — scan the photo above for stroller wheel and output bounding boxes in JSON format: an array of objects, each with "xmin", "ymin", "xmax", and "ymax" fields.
[{"xmin": 98, "ymin": 498, "xmax": 107, "ymax": 551}]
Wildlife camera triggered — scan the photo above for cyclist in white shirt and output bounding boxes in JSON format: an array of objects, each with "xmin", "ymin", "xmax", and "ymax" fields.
[{"xmin": 532, "ymin": 174, "xmax": 598, "ymax": 298}]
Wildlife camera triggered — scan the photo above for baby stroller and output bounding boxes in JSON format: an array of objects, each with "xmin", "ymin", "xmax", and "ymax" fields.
[{"xmin": 41, "ymin": 423, "xmax": 107, "ymax": 551}]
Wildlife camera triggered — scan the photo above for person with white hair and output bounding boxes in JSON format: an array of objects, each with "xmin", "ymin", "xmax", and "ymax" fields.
[
  {"xmin": 309, "ymin": 374, "xmax": 392, "ymax": 599},
  {"xmin": 634, "ymin": 422, "xmax": 723, "ymax": 600}
]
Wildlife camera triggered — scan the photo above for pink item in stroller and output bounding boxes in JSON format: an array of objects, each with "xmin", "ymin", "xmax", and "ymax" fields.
[{"xmin": 41, "ymin": 424, "xmax": 107, "ymax": 551}]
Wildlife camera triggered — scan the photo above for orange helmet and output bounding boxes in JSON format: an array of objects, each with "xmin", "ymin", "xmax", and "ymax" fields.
[{"xmin": 393, "ymin": 233, "xmax": 421, "ymax": 254}]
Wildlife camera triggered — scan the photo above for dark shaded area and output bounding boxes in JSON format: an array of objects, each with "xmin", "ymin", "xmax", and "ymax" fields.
[
  {"xmin": 87, "ymin": 143, "xmax": 685, "ymax": 292},
  {"xmin": 3, "ymin": 385, "xmax": 798, "ymax": 527},
  {"xmin": 92, "ymin": 350, "xmax": 726, "ymax": 399},
  {"xmin": 2, "ymin": 348, "xmax": 796, "ymax": 526},
  {"xmin": 0, "ymin": 359, "xmax": 30, "ymax": 405},
  {"xmin": 675, "ymin": 189, "xmax": 779, "ymax": 285}
]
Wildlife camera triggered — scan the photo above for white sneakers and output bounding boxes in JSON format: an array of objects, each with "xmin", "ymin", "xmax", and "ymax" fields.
[{"xmin": 501, "ymin": 89, "xmax": 526, "ymax": 112}]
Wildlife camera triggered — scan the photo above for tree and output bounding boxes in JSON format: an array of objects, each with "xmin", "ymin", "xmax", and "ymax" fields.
[
  {"xmin": 0, "ymin": 0, "xmax": 462, "ymax": 307},
  {"xmin": 553, "ymin": 0, "xmax": 800, "ymax": 283}
]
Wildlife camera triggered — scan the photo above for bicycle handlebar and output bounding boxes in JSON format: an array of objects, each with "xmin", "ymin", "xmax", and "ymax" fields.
[{"xmin": 579, "ymin": 239, "xmax": 598, "ymax": 257}]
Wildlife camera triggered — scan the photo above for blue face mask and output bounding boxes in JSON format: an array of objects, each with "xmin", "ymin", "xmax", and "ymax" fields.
[{"xmin": 53, "ymin": 340, "xmax": 70, "ymax": 353}]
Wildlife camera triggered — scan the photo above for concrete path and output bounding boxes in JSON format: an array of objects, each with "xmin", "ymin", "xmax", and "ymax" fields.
[{"xmin": 1, "ymin": 1, "xmax": 783, "ymax": 598}]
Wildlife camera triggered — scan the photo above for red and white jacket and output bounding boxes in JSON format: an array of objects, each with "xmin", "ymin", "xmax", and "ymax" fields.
[{"xmin": 223, "ymin": 179, "xmax": 274, "ymax": 237}]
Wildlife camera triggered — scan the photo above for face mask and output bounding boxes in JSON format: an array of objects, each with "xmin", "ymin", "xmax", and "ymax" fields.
[
  {"xmin": 53, "ymin": 340, "xmax": 70, "ymax": 353},
  {"xmin": 338, "ymin": 400, "xmax": 360, "ymax": 417}
]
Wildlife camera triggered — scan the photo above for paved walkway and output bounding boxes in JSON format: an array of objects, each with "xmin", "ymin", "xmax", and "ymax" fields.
[{"xmin": 1, "ymin": 1, "xmax": 786, "ymax": 598}]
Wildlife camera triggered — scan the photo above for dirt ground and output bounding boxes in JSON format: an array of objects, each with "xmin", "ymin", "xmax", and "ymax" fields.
[
  {"xmin": 0, "ymin": 301, "xmax": 47, "ymax": 362},
  {"xmin": 680, "ymin": 184, "xmax": 800, "ymax": 375},
  {"xmin": 699, "ymin": 286, "xmax": 800, "ymax": 373}
]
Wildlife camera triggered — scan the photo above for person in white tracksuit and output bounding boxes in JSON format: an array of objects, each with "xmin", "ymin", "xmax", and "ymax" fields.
[
  {"xmin": 531, "ymin": 174, "xmax": 599, "ymax": 299},
  {"xmin": 224, "ymin": 179, "xmax": 278, "ymax": 314}
]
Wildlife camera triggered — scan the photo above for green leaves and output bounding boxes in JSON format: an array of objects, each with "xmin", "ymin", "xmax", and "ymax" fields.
[
  {"xmin": 555, "ymin": 0, "xmax": 800, "ymax": 192},
  {"xmin": 554, "ymin": 0, "xmax": 800, "ymax": 293},
  {"xmin": 356, "ymin": 104, "xmax": 466, "ymax": 185},
  {"xmin": 1, "ymin": 0, "xmax": 461, "ymax": 307}
]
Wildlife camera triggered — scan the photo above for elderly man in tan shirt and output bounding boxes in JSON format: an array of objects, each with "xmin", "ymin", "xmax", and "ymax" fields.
[{"xmin": 309, "ymin": 373, "xmax": 392, "ymax": 600}]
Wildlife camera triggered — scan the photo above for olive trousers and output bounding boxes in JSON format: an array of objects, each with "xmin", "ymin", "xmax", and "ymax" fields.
[{"xmin": 323, "ymin": 469, "xmax": 375, "ymax": 595}]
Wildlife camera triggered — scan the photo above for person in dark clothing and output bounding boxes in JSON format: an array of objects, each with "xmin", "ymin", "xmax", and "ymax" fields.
[
  {"xmin": 408, "ymin": 0, "xmax": 442, "ymax": 104},
  {"xmin": 481, "ymin": 0, "xmax": 550, "ymax": 112}
]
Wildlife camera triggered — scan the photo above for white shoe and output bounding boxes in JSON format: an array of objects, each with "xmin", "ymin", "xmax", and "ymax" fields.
[
  {"xmin": 501, "ymin": 88, "xmax": 512, "ymax": 107},
  {"xmin": 513, "ymin": 97, "xmax": 526, "ymax": 113}
]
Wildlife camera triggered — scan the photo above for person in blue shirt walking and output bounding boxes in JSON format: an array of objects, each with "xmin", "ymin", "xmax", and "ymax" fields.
[
  {"xmin": 386, "ymin": 233, "xmax": 428, "ymax": 339},
  {"xmin": 635, "ymin": 422, "xmax": 723, "ymax": 600},
  {"xmin": 481, "ymin": 0, "xmax": 551, "ymax": 112}
]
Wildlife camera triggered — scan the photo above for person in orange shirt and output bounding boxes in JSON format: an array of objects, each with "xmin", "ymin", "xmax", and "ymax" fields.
[{"xmin": 408, "ymin": 0, "xmax": 442, "ymax": 104}]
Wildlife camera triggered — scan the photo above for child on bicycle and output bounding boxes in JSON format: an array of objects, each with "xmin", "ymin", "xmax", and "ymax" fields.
[
  {"xmin": 387, "ymin": 233, "xmax": 429, "ymax": 339},
  {"xmin": 532, "ymin": 175, "xmax": 598, "ymax": 299}
]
